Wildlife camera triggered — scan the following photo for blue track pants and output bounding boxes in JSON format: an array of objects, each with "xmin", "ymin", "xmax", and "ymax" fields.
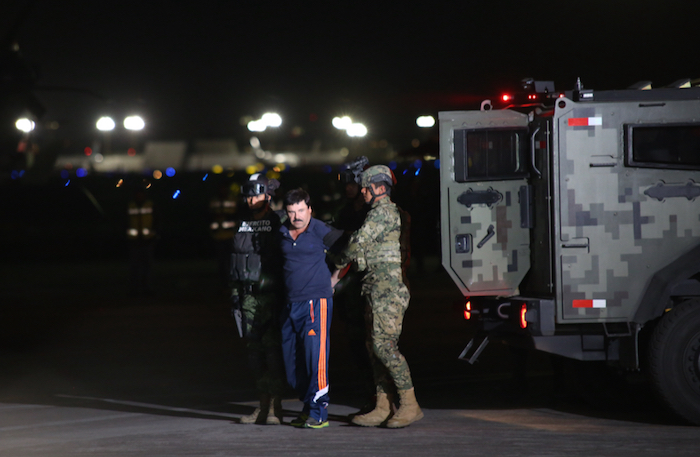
[{"xmin": 281, "ymin": 298, "xmax": 332, "ymax": 422}]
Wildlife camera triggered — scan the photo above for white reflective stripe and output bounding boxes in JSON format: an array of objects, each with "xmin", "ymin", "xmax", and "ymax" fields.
[
  {"xmin": 142, "ymin": 228, "xmax": 150, "ymax": 236},
  {"xmin": 221, "ymin": 221, "xmax": 236, "ymax": 229},
  {"xmin": 139, "ymin": 208, "xmax": 153, "ymax": 214},
  {"xmin": 313, "ymin": 385, "xmax": 329, "ymax": 403},
  {"xmin": 128, "ymin": 209, "xmax": 140, "ymax": 215},
  {"xmin": 223, "ymin": 201, "xmax": 236, "ymax": 207},
  {"xmin": 127, "ymin": 229, "xmax": 138, "ymax": 236},
  {"xmin": 210, "ymin": 222, "xmax": 219, "ymax": 230}
]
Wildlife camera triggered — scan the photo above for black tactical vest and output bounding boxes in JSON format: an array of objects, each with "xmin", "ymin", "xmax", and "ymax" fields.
[{"xmin": 230, "ymin": 210, "xmax": 282, "ymax": 283}]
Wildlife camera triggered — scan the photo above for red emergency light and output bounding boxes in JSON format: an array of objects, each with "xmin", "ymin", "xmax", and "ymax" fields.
[
  {"xmin": 501, "ymin": 94, "xmax": 512, "ymax": 102},
  {"xmin": 464, "ymin": 300, "xmax": 472, "ymax": 320},
  {"xmin": 520, "ymin": 303, "xmax": 528, "ymax": 329}
]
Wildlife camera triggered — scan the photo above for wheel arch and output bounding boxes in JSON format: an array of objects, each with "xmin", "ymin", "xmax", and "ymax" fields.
[
  {"xmin": 647, "ymin": 299, "xmax": 700, "ymax": 425},
  {"xmin": 634, "ymin": 243, "xmax": 700, "ymax": 325}
]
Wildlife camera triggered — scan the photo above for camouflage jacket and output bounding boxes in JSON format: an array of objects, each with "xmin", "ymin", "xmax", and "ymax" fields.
[{"xmin": 336, "ymin": 197, "xmax": 402, "ymax": 280}]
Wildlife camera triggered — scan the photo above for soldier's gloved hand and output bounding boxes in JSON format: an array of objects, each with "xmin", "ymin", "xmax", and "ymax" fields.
[{"xmin": 230, "ymin": 293, "xmax": 240, "ymax": 317}]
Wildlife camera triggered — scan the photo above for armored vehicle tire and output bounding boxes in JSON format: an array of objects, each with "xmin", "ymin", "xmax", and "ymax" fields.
[{"xmin": 648, "ymin": 300, "xmax": 700, "ymax": 425}]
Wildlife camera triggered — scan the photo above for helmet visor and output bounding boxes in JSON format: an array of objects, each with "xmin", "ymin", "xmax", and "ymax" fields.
[{"xmin": 242, "ymin": 182, "xmax": 266, "ymax": 196}]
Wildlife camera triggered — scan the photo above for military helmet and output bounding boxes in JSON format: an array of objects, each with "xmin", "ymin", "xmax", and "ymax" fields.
[
  {"xmin": 360, "ymin": 165, "xmax": 394, "ymax": 188},
  {"xmin": 242, "ymin": 173, "xmax": 279, "ymax": 197}
]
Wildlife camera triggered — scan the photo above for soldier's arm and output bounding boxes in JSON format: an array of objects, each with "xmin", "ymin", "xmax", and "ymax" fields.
[
  {"xmin": 335, "ymin": 207, "xmax": 389, "ymax": 268},
  {"xmin": 322, "ymin": 225, "xmax": 345, "ymax": 253}
]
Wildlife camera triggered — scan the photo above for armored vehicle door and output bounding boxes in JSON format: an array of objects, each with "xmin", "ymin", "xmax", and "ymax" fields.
[
  {"xmin": 554, "ymin": 96, "xmax": 700, "ymax": 323},
  {"xmin": 439, "ymin": 110, "xmax": 533, "ymax": 296}
]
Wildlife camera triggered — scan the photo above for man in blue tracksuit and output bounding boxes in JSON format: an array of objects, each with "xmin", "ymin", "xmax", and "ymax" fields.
[{"xmin": 279, "ymin": 188, "xmax": 342, "ymax": 429}]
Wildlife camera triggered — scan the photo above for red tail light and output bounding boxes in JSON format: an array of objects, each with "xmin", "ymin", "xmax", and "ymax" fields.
[
  {"xmin": 464, "ymin": 300, "xmax": 472, "ymax": 320},
  {"xmin": 520, "ymin": 303, "xmax": 527, "ymax": 328},
  {"xmin": 501, "ymin": 94, "xmax": 512, "ymax": 102}
]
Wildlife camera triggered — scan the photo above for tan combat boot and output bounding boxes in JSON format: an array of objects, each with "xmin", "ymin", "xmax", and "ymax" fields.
[
  {"xmin": 240, "ymin": 407, "xmax": 263, "ymax": 424},
  {"xmin": 266, "ymin": 397, "xmax": 283, "ymax": 425},
  {"xmin": 386, "ymin": 388, "xmax": 423, "ymax": 428},
  {"xmin": 351, "ymin": 392, "xmax": 392, "ymax": 427},
  {"xmin": 240, "ymin": 395, "xmax": 271, "ymax": 425}
]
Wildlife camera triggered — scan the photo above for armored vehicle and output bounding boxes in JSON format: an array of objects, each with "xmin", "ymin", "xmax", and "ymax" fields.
[{"xmin": 439, "ymin": 78, "xmax": 700, "ymax": 424}]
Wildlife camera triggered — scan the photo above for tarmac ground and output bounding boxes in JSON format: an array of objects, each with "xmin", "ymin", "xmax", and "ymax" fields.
[{"xmin": 2, "ymin": 256, "xmax": 700, "ymax": 456}]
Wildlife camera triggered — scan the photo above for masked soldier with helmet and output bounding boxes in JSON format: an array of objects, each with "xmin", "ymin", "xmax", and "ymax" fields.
[
  {"xmin": 231, "ymin": 173, "xmax": 286, "ymax": 425},
  {"xmin": 331, "ymin": 165, "xmax": 423, "ymax": 428}
]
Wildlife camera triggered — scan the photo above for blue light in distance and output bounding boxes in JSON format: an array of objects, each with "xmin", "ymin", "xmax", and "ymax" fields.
[
  {"xmin": 323, "ymin": 165, "xmax": 332, "ymax": 174},
  {"xmin": 402, "ymin": 169, "xmax": 408, "ymax": 175},
  {"xmin": 60, "ymin": 170, "xmax": 70, "ymax": 179},
  {"xmin": 413, "ymin": 159, "xmax": 423, "ymax": 169},
  {"xmin": 388, "ymin": 161, "xmax": 397, "ymax": 170},
  {"xmin": 76, "ymin": 168, "xmax": 87, "ymax": 178},
  {"xmin": 202, "ymin": 173, "xmax": 209, "ymax": 181},
  {"xmin": 434, "ymin": 159, "xmax": 440, "ymax": 169},
  {"xmin": 10, "ymin": 170, "xmax": 19, "ymax": 179},
  {"xmin": 166, "ymin": 167, "xmax": 176, "ymax": 177},
  {"xmin": 415, "ymin": 168, "xmax": 421, "ymax": 176},
  {"xmin": 172, "ymin": 189, "xmax": 181, "ymax": 199},
  {"xmin": 65, "ymin": 180, "xmax": 71, "ymax": 187}
]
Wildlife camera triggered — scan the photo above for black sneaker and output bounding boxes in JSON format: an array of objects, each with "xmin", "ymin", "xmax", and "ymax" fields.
[
  {"xmin": 290, "ymin": 412, "xmax": 309, "ymax": 428},
  {"xmin": 302, "ymin": 417, "xmax": 329, "ymax": 429}
]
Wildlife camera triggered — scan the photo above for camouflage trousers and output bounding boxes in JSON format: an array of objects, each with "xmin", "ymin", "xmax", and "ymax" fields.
[
  {"xmin": 241, "ymin": 293, "xmax": 286, "ymax": 397},
  {"xmin": 362, "ymin": 268, "xmax": 413, "ymax": 393}
]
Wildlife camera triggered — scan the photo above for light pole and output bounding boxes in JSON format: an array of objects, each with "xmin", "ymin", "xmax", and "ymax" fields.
[
  {"xmin": 14, "ymin": 117, "xmax": 36, "ymax": 170},
  {"xmin": 96, "ymin": 116, "xmax": 115, "ymax": 156}
]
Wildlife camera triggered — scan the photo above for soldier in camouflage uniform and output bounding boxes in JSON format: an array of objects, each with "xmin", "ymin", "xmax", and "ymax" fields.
[
  {"xmin": 331, "ymin": 165, "xmax": 423, "ymax": 428},
  {"xmin": 230, "ymin": 174, "xmax": 286, "ymax": 425}
]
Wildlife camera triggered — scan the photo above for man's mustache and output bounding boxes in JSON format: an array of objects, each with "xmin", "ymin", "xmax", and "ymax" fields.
[{"xmin": 294, "ymin": 219, "xmax": 303, "ymax": 223}]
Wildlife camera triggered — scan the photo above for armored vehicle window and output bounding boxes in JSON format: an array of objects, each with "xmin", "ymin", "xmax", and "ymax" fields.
[
  {"xmin": 627, "ymin": 124, "xmax": 700, "ymax": 169},
  {"xmin": 453, "ymin": 128, "xmax": 527, "ymax": 182}
]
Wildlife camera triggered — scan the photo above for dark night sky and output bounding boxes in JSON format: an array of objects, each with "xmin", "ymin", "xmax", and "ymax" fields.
[{"xmin": 3, "ymin": 0, "xmax": 700, "ymax": 146}]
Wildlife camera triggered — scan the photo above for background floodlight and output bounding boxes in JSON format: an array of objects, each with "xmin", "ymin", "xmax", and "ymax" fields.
[
  {"xmin": 96, "ymin": 116, "xmax": 116, "ymax": 131},
  {"xmin": 332, "ymin": 116, "xmax": 352, "ymax": 130},
  {"xmin": 247, "ymin": 120, "xmax": 267, "ymax": 132},
  {"xmin": 15, "ymin": 118, "xmax": 35, "ymax": 133},
  {"xmin": 124, "ymin": 115, "xmax": 145, "ymax": 131},
  {"xmin": 347, "ymin": 123, "xmax": 368, "ymax": 137},
  {"xmin": 261, "ymin": 112, "xmax": 282, "ymax": 128},
  {"xmin": 416, "ymin": 115, "xmax": 436, "ymax": 128}
]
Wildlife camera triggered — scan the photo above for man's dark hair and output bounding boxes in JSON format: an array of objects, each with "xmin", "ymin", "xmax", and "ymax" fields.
[{"xmin": 283, "ymin": 188, "xmax": 311, "ymax": 208}]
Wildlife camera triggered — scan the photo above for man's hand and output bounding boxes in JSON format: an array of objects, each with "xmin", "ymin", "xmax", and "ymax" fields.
[{"xmin": 330, "ymin": 269, "xmax": 341, "ymax": 289}]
